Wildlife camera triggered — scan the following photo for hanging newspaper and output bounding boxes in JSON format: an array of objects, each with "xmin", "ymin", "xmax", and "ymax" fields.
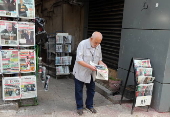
[
  {"xmin": 56, "ymin": 45, "xmax": 62, "ymax": 52},
  {"xmin": 134, "ymin": 59, "xmax": 151, "ymax": 69},
  {"xmin": 0, "ymin": 0, "xmax": 17, "ymax": 17},
  {"xmin": 136, "ymin": 67, "xmax": 153, "ymax": 77},
  {"xmin": 55, "ymin": 56, "xmax": 72, "ymax": 65},
  {"xmin": 135, "ymin": 83, "xmax": 154, "ymax": 107},
  {"xmin": 3, "ymin": 77, "xmax": 21, "ymax": 100},
  {"xmin": 63, "ymin": 35, "xmax": 72, "ymax": 43},
  {"xmin": 21, "ymin": 75, "xmax": 37, "ymax": 99},
  {"xmin": 0, "ymin": 21, "xmax": 18, "ymax": 46},
  {"xmin": 18, "ymin": 22, "xmax": 35, "ymax": 46},
  {"xmin": 18, "ymin": 0, "xmax": 35, "ymax": 19},
  {"xmin": 64, "ymin": 44, "xmax": 71, "ymax": 53},
  {"xmin": 56, "ymin": 35, "xmax": 63, "ymax": 44},
  {"xmin": 56, "ymin": 66, "xmax": 69, "ymax": 75},
  {"xmin": 136, "ymin": 83, "xmax": 154, "ymax": 97},
  {"xmin": 137, "ymin": 76, "xmax": 155, "ymax": 84},
  {"xmin": 135, "ymin": 96, "xmax": 152, "ymax": 107},
  {"xmin": 1, "ymin": 50, "xmax": 19, "ymax": 73},
  {"xmin": 19, "ymin": 50, "xmax": 36, "ymax": 73}
]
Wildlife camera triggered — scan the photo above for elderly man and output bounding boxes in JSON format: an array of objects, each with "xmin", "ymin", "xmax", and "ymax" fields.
[{"xmin": 73, "ymin": 31, "xmax": 107, "ymax": 115}]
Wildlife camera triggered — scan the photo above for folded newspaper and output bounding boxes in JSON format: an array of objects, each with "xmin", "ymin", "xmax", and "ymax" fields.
[{"xmin": 90, "ymin": 61, "xmax": 108, "ymax": 80}]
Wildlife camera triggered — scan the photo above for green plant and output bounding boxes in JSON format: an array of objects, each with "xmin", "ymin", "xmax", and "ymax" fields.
[{"xmin": 109, "ymin": 76, "xmax": 121, "ymax": 81}]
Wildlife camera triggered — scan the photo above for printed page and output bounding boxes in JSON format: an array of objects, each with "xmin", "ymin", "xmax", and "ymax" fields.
[
  {"xmin": 19, "ymin": 50, "xmax": 36, "ymax": 73},
  {"xmin": 1, "ymin": 50, "xmax": 20, "ymax": 73},
  {"xmin": 18, "ymin": 0, "xmax": 35, "ymax": 19},
  {"xmin": 21, "ymin": 75, "xmax": 37, "ymax": 99},
  {"xmin": 18, "ymin": 22, "xmax": 35, "ymax": 46},
  {"xmin": 0, "ymin": 0, "xmax": 17, "ymax": 17},
  {"xmin": 0, "ymin": 21, "xmax": 18, "ymax": 46},
  {"xmin": 134, "ymin": 59, "xmax": 151, "ymax": 68},
  {"xmin": 3, "ymin": 77, "xmax": 21, "ymax": 100}
]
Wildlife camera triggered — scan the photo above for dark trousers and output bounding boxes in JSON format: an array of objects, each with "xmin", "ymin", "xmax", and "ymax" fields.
[{"xmin": 74, "ymin": 77, "xmax": 95, "ymax": 110}]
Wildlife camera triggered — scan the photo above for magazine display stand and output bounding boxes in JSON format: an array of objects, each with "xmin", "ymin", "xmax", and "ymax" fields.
[
  {"xmin": 120, "ymin": 58, "xmax": 155, "ymax": 114},
  {"xmin": 55, "ymin": 33, "xmax": 72, "ymax": 79},
  {"xmin": 0, "ymin": 0, "xmax": 38, "ymax": 106}
]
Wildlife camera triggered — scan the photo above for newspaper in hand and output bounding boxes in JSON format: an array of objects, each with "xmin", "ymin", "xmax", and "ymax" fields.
[{"xmin": 90, "ymin": 61, "xmax": 108, "ymax": 80}]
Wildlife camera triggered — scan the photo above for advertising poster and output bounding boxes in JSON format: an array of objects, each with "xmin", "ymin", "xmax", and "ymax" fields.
[
  {"xmin": 0, "ymin": 21, "xmax": 18, "ymax": 46},
  {"xmin": 0, "ymin": 0, "xmax": 17, "ymax": 17},
  {"xmin": 18, "ymin": 0, "xmax": 35, "ymax": 19},
  {"xmin": 1, "ymin": 50, "xmax": 19, "ymax": 73},
  {"xmin": 18, "ymin": 22, "xmax": 35, "ymax": 46},
  {"xmin": 19, "ymin": 50, "xmax": 36, "ymax": 73},
  {"xmin": 3, "ymin": 77, "xmax": 21, "ymax": 100},
  {"xmin": 21, "ymin": 75, "xmax": 37, "ymax": 99}
]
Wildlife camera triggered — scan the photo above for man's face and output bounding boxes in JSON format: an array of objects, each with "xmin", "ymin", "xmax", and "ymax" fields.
[
  {"xmin": 6, "ymin": 24, "xmax": 12, "ymax": 32},
  {"xmin": 20, "ymin": 0, "xmax": 23, "ymax": 4},
  {"xmin": 90, "ymin": 38, "xmax": 102, "ymax": 48}
]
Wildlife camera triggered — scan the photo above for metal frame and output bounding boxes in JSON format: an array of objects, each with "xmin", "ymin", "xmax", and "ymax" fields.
[{"xmin": 120, "ymin": 57, "xmax": 150, "ymax": 114}]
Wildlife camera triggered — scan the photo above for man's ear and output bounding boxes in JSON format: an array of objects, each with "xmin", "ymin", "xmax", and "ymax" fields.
[{"xmin": 90, "ymin": 38, "xmax": 93, "ymax": 41}]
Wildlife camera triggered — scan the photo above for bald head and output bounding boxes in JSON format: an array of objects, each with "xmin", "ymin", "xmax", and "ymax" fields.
[
  {"xmin": 90, "ymin": 31, "xmax": 103, "ymax": 48},
  {"xmin": 91, "ymin": 31, "xmax": 103, "ymax": 40}
]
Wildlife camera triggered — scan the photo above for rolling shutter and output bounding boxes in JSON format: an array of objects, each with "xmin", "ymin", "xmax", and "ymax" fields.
[{"xmin": 87, "ymin": 0, "xmax": 124, "ymax": 69}]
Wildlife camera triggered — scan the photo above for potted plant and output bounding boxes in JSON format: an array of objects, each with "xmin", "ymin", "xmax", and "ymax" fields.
[{"xmin": 108, "ymin": 76, "xmax": 122, "ymax": 92}]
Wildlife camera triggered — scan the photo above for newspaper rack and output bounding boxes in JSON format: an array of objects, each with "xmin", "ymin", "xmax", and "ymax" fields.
[
  {"xmin": 45, "ymin": 32, "xmax": 72, "ymax": 79},
  {"xmin": 0, "ymin": 0, "xmax": 38, "ymax": 106},
  {"xmin": 120, "ymin": 58, "xmax": 154, "ymax": 114},
  {"xmin": 55, "ymin": 33, "xmax": 72, "ymax": 79}
]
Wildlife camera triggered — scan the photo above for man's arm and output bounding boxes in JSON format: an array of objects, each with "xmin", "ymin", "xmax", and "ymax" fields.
[{"xmin": 77, "ymin": 61, "xmax": 96, "ymax": 71}]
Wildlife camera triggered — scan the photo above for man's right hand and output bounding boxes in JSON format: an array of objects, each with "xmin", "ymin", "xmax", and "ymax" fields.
[
  {"xmin": 89, "ymin": 65, "xmax": 97, "ymax": 71},
  {"xmin": 77, "ymin": 61, "xmax": 97, "ymax": 71}
]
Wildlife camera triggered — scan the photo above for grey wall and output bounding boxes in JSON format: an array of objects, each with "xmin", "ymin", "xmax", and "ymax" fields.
[
  {"xmin": 123, "ymin": 0, "xmax": 170, "ymax": 29},
  {"xmin": 118, "ymin": 0, "xmax": 170, "ymax": 112}
]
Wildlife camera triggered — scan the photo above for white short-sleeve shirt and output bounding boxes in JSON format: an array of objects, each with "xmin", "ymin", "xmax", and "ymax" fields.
[{"xmin": 73, "ymin": 38, "xmax": 102, "ymax": 83}]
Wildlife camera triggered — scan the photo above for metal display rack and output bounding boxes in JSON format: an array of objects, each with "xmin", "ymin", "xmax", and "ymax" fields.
[
  {"xmin": 55, "ymin": 33, "xmax": 72, "ymax": 79},
  {"xmin": 120, "ymin": 58, "xmax": 154, "ymax": 114}
]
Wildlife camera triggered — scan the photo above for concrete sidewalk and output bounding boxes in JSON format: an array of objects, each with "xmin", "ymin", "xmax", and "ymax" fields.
[{"xmin": 0, "ymin": 77, "xmax": 170, "ymax": 117}]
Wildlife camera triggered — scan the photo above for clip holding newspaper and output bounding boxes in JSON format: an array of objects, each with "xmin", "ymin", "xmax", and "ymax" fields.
[{"xmin": 90, "ymin": 61, "xmax": 108, "ymax": 80}]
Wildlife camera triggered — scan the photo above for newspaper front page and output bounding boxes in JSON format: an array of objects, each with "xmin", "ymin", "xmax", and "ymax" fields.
[
  {"xmin": 0, "ymin": 0, "xmax": 17, "ymax": 17},
  {"xmin": 19, "ymin": 50, "xmax": 36, "ymax": 73},
  {"xmin": 0, "ymin": 21, "xmax": 18, "ymax": 46},
  {"xmin": 21, "ymin": 75, "xmax": 37, "ymax": 99},
  {"xmin": 135, "ymin": 83, "xmax": 154, "ymax": 107},
  {"xmin": 18, "ymin": 0, "xmax": 35, "ymax": 19},
  {"xmin": 18, "ymin": 22, "xmax": 35, "ymax": 46},
  {"xmin": 3, "ymin": 77, "xmax": 21, "ymax": 100},
  {"xmin": 1, "ymin": 50, "xmax": 19, "ymax": 73}
]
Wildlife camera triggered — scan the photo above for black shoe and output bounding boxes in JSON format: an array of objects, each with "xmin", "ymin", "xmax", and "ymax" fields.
[
  {"xmin": 77, "ymin": 109, "xmax": 83, "ymax": 115},
  {"xmin": 87, "ymin": 108, "xmax": 97, "ymax": 113}
]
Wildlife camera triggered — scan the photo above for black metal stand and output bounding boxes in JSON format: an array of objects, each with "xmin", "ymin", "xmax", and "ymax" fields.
[{"xmin": 120, "ymin": 58, "xmax": 150, "ymax": 114}]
